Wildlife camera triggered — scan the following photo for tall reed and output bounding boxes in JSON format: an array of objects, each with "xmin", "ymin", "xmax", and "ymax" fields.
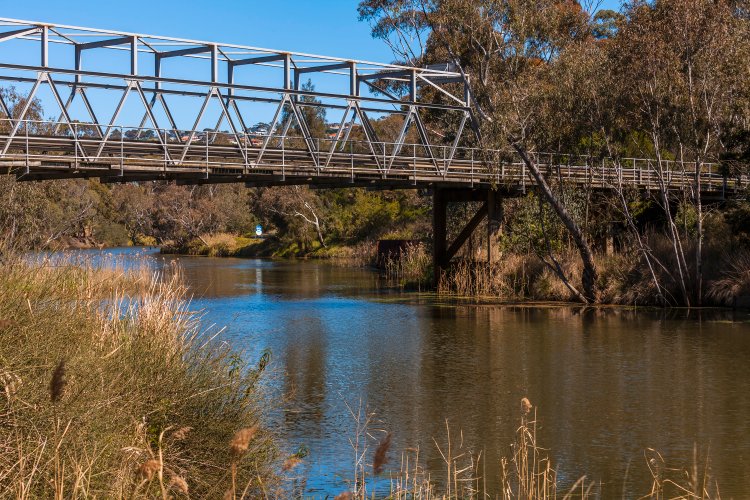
[{"xmin": 0, "ymin": 251, "xmax": 277, "ymax": 498}]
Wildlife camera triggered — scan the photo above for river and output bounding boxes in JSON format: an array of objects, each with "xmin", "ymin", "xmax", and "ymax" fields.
[{"xmin": 69, "ymin": 247, "xmax": 750, "ymax": 498}]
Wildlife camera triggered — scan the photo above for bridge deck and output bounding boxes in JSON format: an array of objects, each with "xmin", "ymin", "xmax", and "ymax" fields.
[{"xmin": 1, "ymin": 132, "xmax": 747, "ymax": 198}]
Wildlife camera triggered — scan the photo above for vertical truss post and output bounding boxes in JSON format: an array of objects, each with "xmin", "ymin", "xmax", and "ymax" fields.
[
  {"xmin": 349, "ymin": 62, "xmax": 358, "ymax": 97},
  {"xmin": 130, "ymin": 36, "xmax": 138, "ymax": 75},
  {"xmin": 75, "ymin": 46, "xmax": 82, "ymax": 84},
  {"xmin": 283, "ymin": 54, "xmax": 291, "ymax": 90},
  {"xmin": 211, "ymin": 44, "xmax": 218, "ymax": 83},
  {"xmin": 410, "ymin": 69, "xmax": 417, "ymax": 102},
  {"xmin": 40, "ymin": 25, "xmax": 48, "ymax": 67}
]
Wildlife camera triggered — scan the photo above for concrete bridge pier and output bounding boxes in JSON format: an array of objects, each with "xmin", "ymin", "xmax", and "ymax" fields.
[{"xmin": 432, "ymin": 187, "xmax": 503, "ymax": 286}]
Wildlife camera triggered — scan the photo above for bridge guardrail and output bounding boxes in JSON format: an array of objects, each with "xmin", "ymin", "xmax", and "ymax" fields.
[{"xmin": 0, "ymin": 117, "xmax": 747, "ymax": 194}]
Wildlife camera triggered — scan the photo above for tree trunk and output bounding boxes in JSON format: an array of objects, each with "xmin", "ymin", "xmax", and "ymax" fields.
[
  {"xmin": 512, "ymin": 143, "xmax": 599, "ymax": 304},
  {"xmin": 695, "ymin": 159, "xmax": 703, "ymax": 306}
]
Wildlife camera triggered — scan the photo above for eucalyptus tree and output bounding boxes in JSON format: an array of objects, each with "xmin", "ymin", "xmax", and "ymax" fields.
[
  {"xmin": 359, "ymin": 0, "xmax": 602, "ymax": 302},
  {"xmin": 609, "ymin": 0, "xmax": 750, "ymax": 305}
]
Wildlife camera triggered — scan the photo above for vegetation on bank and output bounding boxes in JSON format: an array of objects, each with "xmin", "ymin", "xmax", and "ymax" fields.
[{"xmin": 0, "ymin": 251, "xmax": 278, "ymax": 498}]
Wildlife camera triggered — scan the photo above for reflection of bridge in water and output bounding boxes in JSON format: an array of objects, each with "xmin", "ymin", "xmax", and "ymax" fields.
[{"xmin": 0, "ymin": 18, "xmax": 747, "ymax": 274}]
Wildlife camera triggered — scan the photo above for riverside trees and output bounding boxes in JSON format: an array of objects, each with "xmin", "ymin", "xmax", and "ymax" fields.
[{"xmin": 359, "ymin": 0, "xmax": 750, "ymax": 305}]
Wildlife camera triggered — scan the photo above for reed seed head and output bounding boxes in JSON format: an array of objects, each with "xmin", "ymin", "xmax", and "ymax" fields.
[
  {"xmin": 169, "ymin": 474, "xmax": 189, "ymax": 495},
  {"xmin": 334, "ymin": 492, "xmax": 353, "ymax": 500},
  {"xmin": 49, "ymin": 359, "xmax": 66, "ymax": 404},
  {"xmin": 373, "ymin": 432, "xmax": 392, "ymax": 475},
  {"xmin": 172, "ymin": 426, "xmax": 193, "ymax": 441},
  {"xmin": 282, "ymin": 456, "xmax": 302, "ymax": 471},
  {"xmin": 521, "ymin": 397, "xmax": 533, "ymax": 415},
  {"xmin": 230, "ymin": 425, "xmax": 258, "ymax": 456},
  {"xmin": 139, "ymin": 459, "xmax": 160, "ymax": 480}
]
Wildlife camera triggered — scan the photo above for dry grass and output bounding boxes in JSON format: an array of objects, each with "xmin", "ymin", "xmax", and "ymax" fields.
[
  {"xmin": 383, "ymin": 242, "xmax": 432, "ymax": 290},
  {"xmin": 334, "ymin": 398, "xmax": 721, "ymax": 500},
  {"xmin": 707, "ymin": 250, "xmax": 750, "ymax": 305},
  {"xmin": 0, "ymin": 251, "xmax": 278, "ymax": 498}
]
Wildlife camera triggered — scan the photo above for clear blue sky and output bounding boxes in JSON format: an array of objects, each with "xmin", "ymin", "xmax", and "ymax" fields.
[{"xmin": 2, "ymin": 1, "xmax": 396, "ymax": 64}]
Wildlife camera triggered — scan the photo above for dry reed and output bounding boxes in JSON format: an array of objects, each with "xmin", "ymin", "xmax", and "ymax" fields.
[{"xmin": 0, "ymin": 250, "xmax": 277, "ymax": 498}]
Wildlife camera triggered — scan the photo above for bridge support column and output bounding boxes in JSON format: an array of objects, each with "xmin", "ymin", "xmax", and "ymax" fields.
[
  {"xmin": 487, "ymin": 190, "xmax": 503, "ymax": 263},
  {"xmin": 432, "ymin": 187, "xmax": 492, "ymax": 287},
  {"xmin": 433, "ymin": 188, "xmax": 447, "ymax": 286}
]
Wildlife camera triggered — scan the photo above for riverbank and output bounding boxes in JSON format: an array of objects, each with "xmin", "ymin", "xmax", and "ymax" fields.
[
  {"xmin": 0, "ymin": 252, "xmax": 277, "ymax": 498},
  {"xmin": 160, "ymin": 232, "xmax": 750, "ymax": 308},
  {"xmin": 160, "ymin": 232, "xmax": 376, "ymax": 263}
]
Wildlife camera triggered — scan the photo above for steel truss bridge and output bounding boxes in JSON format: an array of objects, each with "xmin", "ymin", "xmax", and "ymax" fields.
[
  {"xmin": 0, "ymin": 18, "xmax": 747, "ymax": 274},
  {"xmin": 0, "ymin": 18, "xmax": 745, "ymax": 193}
]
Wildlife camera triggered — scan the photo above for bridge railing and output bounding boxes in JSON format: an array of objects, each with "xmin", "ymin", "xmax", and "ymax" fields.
[{"xmin": 0, "ymin": 117, "xmax": 747, "ymax": 194}]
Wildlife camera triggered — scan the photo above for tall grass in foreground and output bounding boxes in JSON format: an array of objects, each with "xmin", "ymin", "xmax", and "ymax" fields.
[
  {"xmin": 0, "ymin": 251, "xmax": 277, "ymax": 498},
  {"xmin": 336, "ymin": 398, "xmax": 721, "ymax": 500}
]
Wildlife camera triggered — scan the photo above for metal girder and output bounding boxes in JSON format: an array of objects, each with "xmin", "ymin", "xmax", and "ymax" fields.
[
  {"xmin": 229, "ymin": 53, "xmax": 287, "ymax": 67},
  {"xmin": 157, "ymin": 45, "xmax": 211, "ymax": 58},
  {"xmin": 0, "ymin": 61, "xmax": 469, "ymax": 113},
  {"xmin": 77, "ymin": 35, "xmax": 134, "ymax": 51},
  {"xmin": 296, "ymin": 62, "xmax": 351, "ymax": 74},
  {"xmin": 0, "ymin": 26, "xmax": 39, "ymax": 42},
  {"xmin": 358, "ymin": 69, "xmax": 412, "ymax": 82},
  {"xmin": 0, "ymin": 17, "xmax": 493, "ymax": 190}
]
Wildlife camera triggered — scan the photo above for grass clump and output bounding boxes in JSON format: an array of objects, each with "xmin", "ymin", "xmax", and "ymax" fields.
[{"xmin": 0, "ymin": 251, "xmax": 276, "ymax": 498}]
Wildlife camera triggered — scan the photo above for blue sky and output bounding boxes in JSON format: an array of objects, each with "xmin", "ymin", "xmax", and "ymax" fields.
[{"xmin": 2, "ymin": 1, "xmax": 397, "ymax": 64}]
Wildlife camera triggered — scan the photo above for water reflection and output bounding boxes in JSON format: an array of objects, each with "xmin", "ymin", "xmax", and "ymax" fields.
[{"xmin": 61, "ymin": 248, "xmax": 750, "ymax": 497}]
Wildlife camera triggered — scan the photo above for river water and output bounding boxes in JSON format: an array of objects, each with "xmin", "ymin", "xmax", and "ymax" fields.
[{"xmin": 75, "ymin": 247, "xmax": 750, "ymax": 497}]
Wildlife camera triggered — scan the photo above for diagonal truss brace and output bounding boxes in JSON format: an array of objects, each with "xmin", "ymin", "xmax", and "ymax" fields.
[
  {"xmin": 323, "ymin": 101, "xmax": 353, "ymax": 168},
  {"xmin": 353, "ymin": 102, "xmax": 384, "ymax": 173},
  {"xmin": 1, "ymin": 72, "xmax": 86, "ymax": 159},
  {"xmin": 177, "ymin": 87, "xmax": 248, "ymax": 165},
  {"xmin": 254, "ymin": 93, "xmax": 319, "ymax": 169},
  {"xmin": 52, "ymin": 86, "xmax": 104, "ymax": 138},
  {"xmin": 384, "ymin": 105, "xmax": 443, "ymax": 175}
]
